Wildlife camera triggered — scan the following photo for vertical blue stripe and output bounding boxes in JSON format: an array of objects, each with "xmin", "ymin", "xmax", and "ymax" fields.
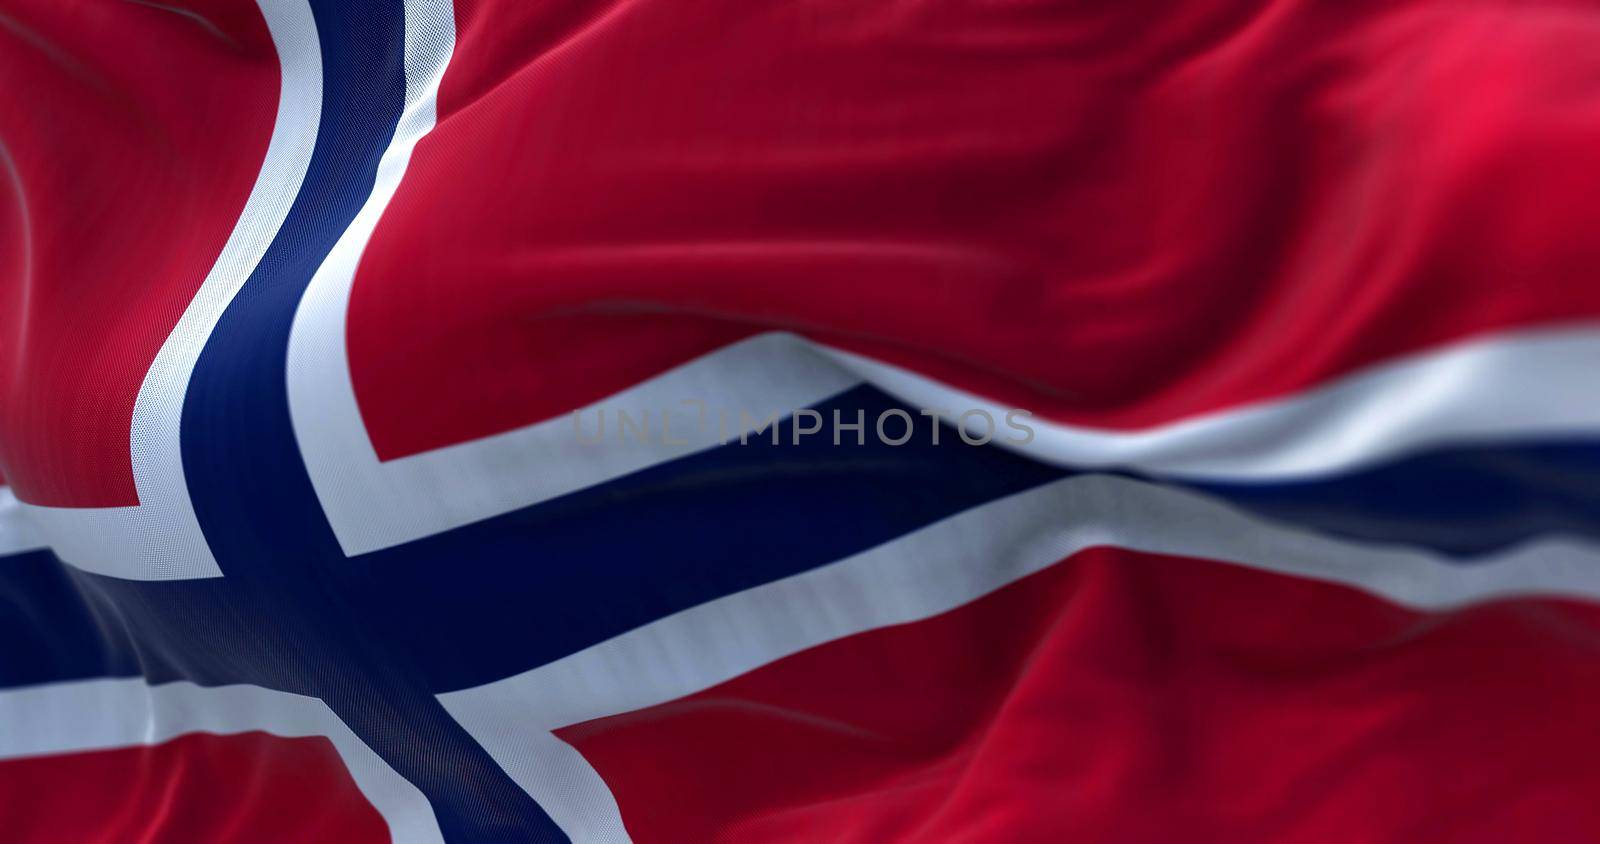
[{"xmin": 177, "ymin": 1, "xmax": 566, "ymax": 839}]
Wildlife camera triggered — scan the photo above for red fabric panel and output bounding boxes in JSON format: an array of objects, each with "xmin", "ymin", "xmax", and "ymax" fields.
[
  {"xmin": 350, "ymin": 0, "xmax": 1600, "ymax": 459},
  {"xmin": 559, "ymin": 547, "xmax": 1600, "ymax": 842},
  {"xmin": 0, "ymin": 731, "xmax": 389, "ymax": 843},
  {"xmin": 0, "ymin": 0, "xmax": 279, "ymax": 505}
]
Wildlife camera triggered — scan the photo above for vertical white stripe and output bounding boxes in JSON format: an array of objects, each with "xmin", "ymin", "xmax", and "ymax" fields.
[
  {"xmin": 15, "ymin": 0, "xmax": 324, "ymax": 580},
  {"xmin": 284, "ymin": 0, "xmax": 461, "ymax": 563}
]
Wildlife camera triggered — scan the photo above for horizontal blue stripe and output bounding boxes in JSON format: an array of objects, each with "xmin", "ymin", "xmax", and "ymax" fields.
[
  {"xmin": 6, "ymin": 388, "xmax": 1599, "ymax": 699},
  {"xmin": 0, "ymin": 550, "xmax": 140, "ymax": 688},
  {"xmin": 345, "ymin": 385, "xmax": 1067, "ymax": 692},
  {"xmin": 0, "ymin": 386, "xmax": 1060, "ymax": 694},
  {"xmin": 1186, "ymin": 440, "xmax": 1600, "ymax": 556}
]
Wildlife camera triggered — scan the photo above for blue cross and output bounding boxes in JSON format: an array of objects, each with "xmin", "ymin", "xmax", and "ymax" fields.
[
  {"xmin": 0, "ymin": 9, "xmax": 1062, "ymax": 839},
  {"xmin": 3, "ymin": 1, "xmax": 1593, "ymax": 841}
]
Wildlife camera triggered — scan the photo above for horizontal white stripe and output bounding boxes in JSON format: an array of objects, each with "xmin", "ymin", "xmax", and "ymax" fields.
[
  {"xmin": 14, "ymin": 504, "xmax": 184, "ymax": 575},
  {"xmin": 0, "ymin": 679, "xmax": 442, "ymax": 843},
  {"xmin": 292, "ymin": 332, "xmax": 858, "ymax": 556},
  {"xmin": 440, "ymin": 471, "xmax": 1600, "ymax": 843},
  {"xmin": 12, "ymin": 0, "xmax": 323, "ymax": 581},
  {"xmin": 823, "ymin": 323, "xmax": 1600, "ymax": 480},
  {"xmin": 0, "ymin": 487, "xmax": 44, "ymax": 557},
  {"xmin": 297, "ymin": 322, "xmax": 1600, "ymax": 558}
]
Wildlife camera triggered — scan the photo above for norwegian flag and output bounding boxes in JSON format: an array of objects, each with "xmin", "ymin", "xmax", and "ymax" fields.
[{"xmin": 3, "ymin": 0, "xmax": 1600, "ymax": 841}]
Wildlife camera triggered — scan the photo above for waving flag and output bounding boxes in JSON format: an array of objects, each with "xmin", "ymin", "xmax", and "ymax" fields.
[{"xmin": 3, "ymin": 0, "xmax": 1600, "ymax": 841}]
